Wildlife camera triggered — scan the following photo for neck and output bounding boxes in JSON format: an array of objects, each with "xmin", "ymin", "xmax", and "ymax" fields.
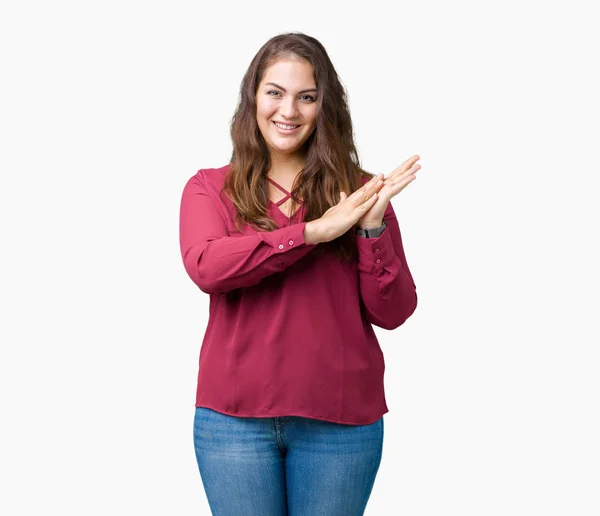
[{"xmin": 268, "ymin": 151, "xmax": 306, "ymax": 182}]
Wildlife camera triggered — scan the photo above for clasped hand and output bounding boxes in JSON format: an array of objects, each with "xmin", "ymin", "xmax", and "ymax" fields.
[{"xmin": 307, "ymin": 155, "xmax": 421, "ymax": 244}]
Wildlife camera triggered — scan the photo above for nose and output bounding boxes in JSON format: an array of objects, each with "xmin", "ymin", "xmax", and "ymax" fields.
[{"xmin": 279, "ymin": 97, "xmax": 299, "ymax": 120}]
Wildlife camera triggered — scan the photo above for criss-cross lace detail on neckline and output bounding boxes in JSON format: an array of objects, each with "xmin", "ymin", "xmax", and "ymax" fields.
[{"xmin": 267, "ymin": 177, "xmax": 302, "ymax": 219}]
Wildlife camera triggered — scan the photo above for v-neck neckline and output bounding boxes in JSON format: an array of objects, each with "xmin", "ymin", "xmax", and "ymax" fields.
[{"xmin": 267, "ymin": 177, "xmax": 303, "ymax": 220}]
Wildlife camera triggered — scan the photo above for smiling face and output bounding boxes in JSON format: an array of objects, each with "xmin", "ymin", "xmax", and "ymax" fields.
[{"xmin": 255, "ymin": 58, "xmax": 318, "ymax": 161}]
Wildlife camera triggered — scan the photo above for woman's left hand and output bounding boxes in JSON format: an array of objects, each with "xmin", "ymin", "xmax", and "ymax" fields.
[{"xmin": 349, "ymin": 155, "xmax": 422, "ymax": 229}]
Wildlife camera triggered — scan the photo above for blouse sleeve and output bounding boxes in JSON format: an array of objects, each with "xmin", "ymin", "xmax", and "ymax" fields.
[
  {"xmin": 355, "ymin": 200, "xmax": 418, "ymax": 330},
  {"xmin": 179, "ymin": 171, "xmax": 316, "ymax": 294}
]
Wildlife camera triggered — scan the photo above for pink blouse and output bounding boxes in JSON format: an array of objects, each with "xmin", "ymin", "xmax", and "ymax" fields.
[{"xmin": 179, "ymin": 164, "xmax": 417, "ymax": 425}]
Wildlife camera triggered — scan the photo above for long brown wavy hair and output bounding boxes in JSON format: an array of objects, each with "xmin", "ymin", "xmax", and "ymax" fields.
[{"xmin": 223, "ymin": 32, "xmax": 374, "ymax": 261}]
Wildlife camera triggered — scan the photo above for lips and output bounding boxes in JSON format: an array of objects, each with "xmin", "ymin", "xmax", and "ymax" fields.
[
  {"xmin": 273, "ymin": 121, "xmax": 300, "ymax": 129},
  {"xmin": 272, "ymin": 121, "xmax": 301, "ymax": 134}
]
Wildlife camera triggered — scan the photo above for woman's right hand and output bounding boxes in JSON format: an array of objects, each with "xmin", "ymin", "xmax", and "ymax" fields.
[{"xmin": 303, "ymin": 173, "xmax": 385, "ymax": 244}]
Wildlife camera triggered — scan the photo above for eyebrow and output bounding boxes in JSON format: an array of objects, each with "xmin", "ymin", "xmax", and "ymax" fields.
[{"xmin": 265, "ymin": 82, "xmax": 318, "ymax": 94}]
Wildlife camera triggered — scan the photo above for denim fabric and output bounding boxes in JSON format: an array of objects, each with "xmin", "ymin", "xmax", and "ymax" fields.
[{"xmin": 193, "ymin": 406, "xmax": 384, "ymax": 515}]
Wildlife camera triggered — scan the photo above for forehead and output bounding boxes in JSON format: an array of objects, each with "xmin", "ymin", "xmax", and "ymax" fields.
[{"xmin": 260, "ymin": 58, "xmax": 315, "ymax": 88}]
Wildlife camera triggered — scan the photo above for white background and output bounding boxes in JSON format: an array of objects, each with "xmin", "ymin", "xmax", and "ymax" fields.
[{"xmin": 1, "ymin": 1, "xmax": 599, "ymax": 514}]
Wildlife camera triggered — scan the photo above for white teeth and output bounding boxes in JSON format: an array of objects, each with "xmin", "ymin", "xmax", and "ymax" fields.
[{"xmin": 274, "ymin": 122, "xmax": 299, "ymax": 130}]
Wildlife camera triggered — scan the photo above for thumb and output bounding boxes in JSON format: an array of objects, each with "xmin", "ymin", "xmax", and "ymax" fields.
[{"xmin": 339, "ymin": 191, "xmax": 348, "ymax": 203}]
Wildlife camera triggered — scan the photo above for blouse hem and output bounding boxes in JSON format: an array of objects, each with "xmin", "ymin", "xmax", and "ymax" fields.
[{"xmin": 194, "ymin": 402, "xmax": 388, "ymax": 426}]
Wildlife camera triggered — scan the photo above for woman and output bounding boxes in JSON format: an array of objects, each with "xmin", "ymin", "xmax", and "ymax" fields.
[{"xmin": 179, "ymin": 32, "xmax": 421, "ymax": 516}]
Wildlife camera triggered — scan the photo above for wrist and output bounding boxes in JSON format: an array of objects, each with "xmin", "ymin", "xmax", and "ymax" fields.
[
  {"xmin": 303, "ymin": 220, "xmax": 326, "ymax": 245},
  {"xmin": 357, "ymin": 219, "xmax": 383, "ymax": 230}
]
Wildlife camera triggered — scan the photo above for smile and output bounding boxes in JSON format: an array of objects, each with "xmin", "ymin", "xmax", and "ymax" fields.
[{"xmin": 273, "ymin": 121, "xmax": 301, "ymax": 134}]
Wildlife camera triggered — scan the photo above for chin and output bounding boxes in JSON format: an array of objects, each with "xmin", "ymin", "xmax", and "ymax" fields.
[
  {"xmin": 268, "ymin": 139, "xmax": 303, "ymax": 153},
  {"xmin": 272, "ymin": 146, "xmax": 299, "ymax": 155}
]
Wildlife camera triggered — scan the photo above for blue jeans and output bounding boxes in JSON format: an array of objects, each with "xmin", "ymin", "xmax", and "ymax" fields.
[{"xmin": 193, "ymin": 406, "xmax": 384, "ymax": 515}]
